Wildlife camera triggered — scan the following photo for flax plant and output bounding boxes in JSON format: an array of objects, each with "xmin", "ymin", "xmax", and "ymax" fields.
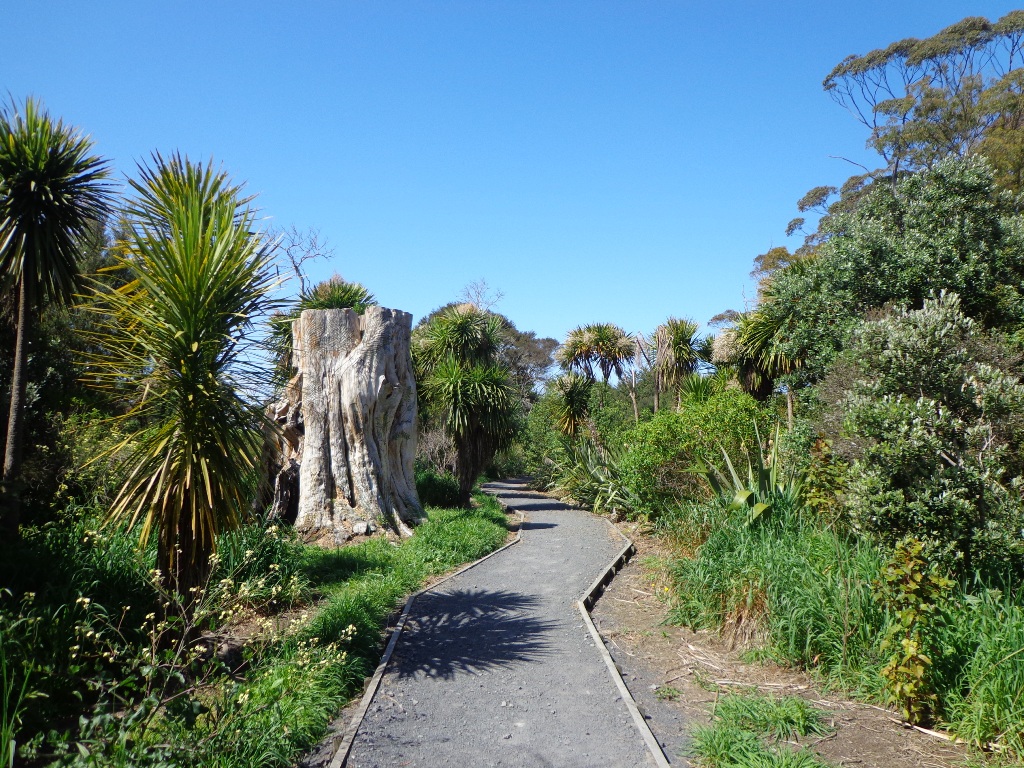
[{"xmin": 82, "ymin": 154, "xmax": 276, "ymax": 599}]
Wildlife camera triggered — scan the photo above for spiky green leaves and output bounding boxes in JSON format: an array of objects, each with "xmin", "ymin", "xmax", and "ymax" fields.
[
  {"xmin": 551, "ymin": 373, "xmax": 592, "ymax": 437},
  {"xmin": 298, "ymin": 276, "xmax": 376, "ymax": 314},
  {"xmin": 557, "ymin": 323, "xmax": 634, "ymax": 385},
  {"xmin": 83, "ymin": 154, "xmax": 276, "ymax": 595},
  {"xmin": 414, "ymin": 304, "xmax": 519, "ymax": 505},
  {"xmin": 0, "ymin": 98, "xmax": 112, "ymax": 309}
]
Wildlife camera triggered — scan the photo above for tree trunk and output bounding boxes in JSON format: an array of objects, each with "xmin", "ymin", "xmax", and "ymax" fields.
[
  {"xmin": 628, "ymin": 369, "xmax": 639, "ymax": 424},
  {"xmin": 786, "ymin": 388, "xmax": 795, "ymax": 430},
  {"xmin": 277, "ymin": 306, "xmax": 423, "ymax": 539},
  {"xmin": 1, "ymin": 277, "xmax": 29, "ymax": 535}
]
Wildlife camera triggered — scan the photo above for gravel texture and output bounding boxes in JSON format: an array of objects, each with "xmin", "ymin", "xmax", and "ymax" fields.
[{"xmin": 345, "ymin": 479, "xmax": 657, "ymax": 767}]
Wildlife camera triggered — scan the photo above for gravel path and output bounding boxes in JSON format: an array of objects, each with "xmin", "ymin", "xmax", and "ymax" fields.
[{"xmin": 345, "ymin": 479, "xmax": 657, "ymax": 767}]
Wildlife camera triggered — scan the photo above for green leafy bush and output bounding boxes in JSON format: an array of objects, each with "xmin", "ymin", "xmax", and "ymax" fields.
[
  {"xmin": 764, "ymin": 156, "xmax": 1024, "ymax": 383},
  {"xmin": 618, "ymin": 389, "xmax": 768, "ymax": 514},
  {"xmin": 839, "ymin": 292, "xmax": 1024, "ymax": 576},
  {"xmin": 415, "ymin": 467, "xmax": 462, "ymax": 508},
  {"xmin": 875, "ymin": 538, "xmax": 954, "ymax": 724}
]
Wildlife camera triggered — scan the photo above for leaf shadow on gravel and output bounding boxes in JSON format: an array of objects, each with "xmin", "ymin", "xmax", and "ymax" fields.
[{"xmin": 393, "ymin": 589, "xmax": 556, "ymax": 680}]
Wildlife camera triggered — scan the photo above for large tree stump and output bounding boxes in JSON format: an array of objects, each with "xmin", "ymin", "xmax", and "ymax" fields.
[{"xmin": 269, "ymin": 306, "xmax": 424, "ymax": 539}]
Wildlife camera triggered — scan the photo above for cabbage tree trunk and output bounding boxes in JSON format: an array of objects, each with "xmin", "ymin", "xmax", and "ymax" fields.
[{"xmin": 269, "ymin": 306, "xmax": 423, "ymax": 539}]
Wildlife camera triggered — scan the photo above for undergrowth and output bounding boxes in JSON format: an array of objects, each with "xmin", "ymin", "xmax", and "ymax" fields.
[
  {"xmin": 665, "ymin": 496, "xmax": 1024, "ymax": 760},
  {"xmin": 1, "ymin": 493, "xmax": 509, "ymax": 767},
  {"xmin": 691, "ymin": 692, "xmax": 834, "ymax": 767}
]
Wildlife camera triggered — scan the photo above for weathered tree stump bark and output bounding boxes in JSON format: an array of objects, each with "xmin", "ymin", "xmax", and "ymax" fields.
[{"xmin": 268, "ymin": 306, "xmax": 423, "ymax": 539}]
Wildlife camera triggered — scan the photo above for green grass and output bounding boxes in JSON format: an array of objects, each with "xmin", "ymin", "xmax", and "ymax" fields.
[
  {"xmin": 664, "ymin": 497, "xmax": 1024, "ymax": 761},
  {"xmin": 712, "ymin": 692, "xmax": 831, "ymax": 740},
  {"xmin": 690, "ymin": 692, "xmax": 834, "ymax": 768},
  {"xmin": 3, "ymin": 493, "xmax": 510, "ymax": 767},
  {"xmin": 668, "ymin": 499, "xmax": 888, "ymax": 695}
]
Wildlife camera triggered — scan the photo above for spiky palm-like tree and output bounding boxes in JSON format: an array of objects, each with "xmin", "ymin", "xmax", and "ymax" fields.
[
  {"xmin": 415, "ymin": 303, "xmax": 505, "ymax": 373},
  {"xmin": 654, "ymin": 317, "xmax": 702, "ymax": 409},
  {"xmin": 557, "ymin": 323, "xmax": 634, "ymax": 408},
  {"xmin": 83, "ymin": 154, "xmax": 275, "ymax": 599},
  {"xmin": 551, "ymin": 372, "xmax": 593, "ymax": 437},
  {"xmin": 421, "ymin": 357, "xmax": 518, "ymax": 506},
  {"xmin": 0, "ymin": 99, "xmax": 112, "ymax": 532},
  {"xmin": 735, "ymin": 307, "xmax": 802, "ymax": 422},
  {"xmin": 415, "ymin": 304, "xmax": 519, "ymax": 506}
]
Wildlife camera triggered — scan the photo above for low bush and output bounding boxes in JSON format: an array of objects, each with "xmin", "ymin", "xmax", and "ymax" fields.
[
  {"xmin": 618, "ymin": 390, "xmax": 768, "ymax": 515},
  {"xmin": 415, "ymin": 467, "xmax": 462, "ymax": 509}
]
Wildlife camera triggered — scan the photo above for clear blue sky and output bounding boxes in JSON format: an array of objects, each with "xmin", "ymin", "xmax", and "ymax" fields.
[{"xmin": 3, "ymin": 2, "xmax": 1020, "ymax": 343}]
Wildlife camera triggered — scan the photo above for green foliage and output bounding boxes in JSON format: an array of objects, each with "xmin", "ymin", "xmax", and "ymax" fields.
[
  {"xmin": 653, "ymin": 317, "xmax": 704, "ymax": 407},
  {"xmin": 943, "ymin": 584, "xmax": 1024, "ymax": 755},
  {"xmin": 298, "ymin": 276, "xmax": 375, "ymax": 313},
  {"xmin": 712, "ymin": 693, "xmax": 831, "ymax": 740},
  {"xmin": 415, "ymin": 304, "xmax": 520, "ymax": 505},
  {"xmin": 840, "ymin": 292, "xmax": 1024, "ymax": 576},
  {"xmin": 0, "ymin": 98, "xmax": 112, "ymax": 529},
  {"xmin": 670, "ymin": 501, "xmax": 888, "ymax": 692},
  {"xmin": 557, "ymin": 322, "xmax": 634, "ymax": 386},
  {"xmin": 81, "ymin": 153, "xmax": 277, "ymax": 596},
  {"xmin": 268, "ymin": 275, "xmax": 377, "ymax": 381},
  {"xmin": 551, "ymin": 372, "xmax": 592, "ymax": 437},
  {"xmin": 690, "ymin": 692, "xmax": 834, "ymax": 768},
  {"xmin": 618, "ymin": 389, "xmax": 768, "ymax": 515},
  {"xmin": 2, "ymin": 492, "xmax": 507, "ymax": 766},
  {"xmin": 521, "ymin": 389, "xmax": 565, "ymax": 489},
  {"xmin": 662, "ymin": 478, "xmax": 1024, "ymax": 752},
  {"xmin": 764, "ymin": 157, "xmax": 1024, "ymax": 382},
  {"xmin": 875, "ymin": 538, "xmax": 954, "ymax": 725},
  {"xmin": 414, "ymin": 466, "xmax": 461, "ymax": 509},
  {"xmin": 823, "ymin": 11, "xmax": 1024, "ymax": 189},
  {"xmin": 0, "ymin": 98, "xmax": 112, "ymax": 312},
  {"xmin": 695, "ymin": 424, "xmax": 804, "ymax": 526},
  {"xmin": 549, "ymin": 438, "xmax": 636, "ymax": 516}
]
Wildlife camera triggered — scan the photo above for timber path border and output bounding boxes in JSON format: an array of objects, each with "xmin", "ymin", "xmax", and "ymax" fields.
[{"xmin": 324, "ymin": 478, "xmax": 671, "ymax": 768}]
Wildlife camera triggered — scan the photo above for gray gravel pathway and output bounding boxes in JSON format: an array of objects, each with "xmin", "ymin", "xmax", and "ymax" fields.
[{"xmin": 346, "ymin": 478, "xmax": 656, "ymax": 767}]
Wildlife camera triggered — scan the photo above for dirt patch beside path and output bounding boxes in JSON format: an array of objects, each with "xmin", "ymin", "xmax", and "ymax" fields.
[{"xmin": 591, "ymin": 524, "xmax": 967, "ymax": 768}]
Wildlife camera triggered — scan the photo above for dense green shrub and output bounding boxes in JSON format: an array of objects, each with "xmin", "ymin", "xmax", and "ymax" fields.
[
  {"xmin": 838, "ymin": 293, "xmax": 1024, "ymax": 576},
  {"xmin": 415, "ymin": 467, "xmax": 462, "ymax": 508},
  {"xmin": 765, "ymin": 157, "xmax": 1024, "ymax": 383},
  {"xmin": 522, "ymin": 391, "xmax": 566, "ymax": 489},
  {"xmin": 618, "ymin": 389, "xmax": 768, "ymax": 514}
]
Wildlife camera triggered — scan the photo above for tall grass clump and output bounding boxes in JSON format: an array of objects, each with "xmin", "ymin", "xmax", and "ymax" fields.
[
  {"xmin": 690, "ymin": 691, "xmax": 834, "ymax": 768},
  {"xmin": 669, "ymin": 499, "xmax": 888, "ymax": 693},
  {"xmin": 940, "ymin": 584, "xmax": 1024, "ymax": 755}
]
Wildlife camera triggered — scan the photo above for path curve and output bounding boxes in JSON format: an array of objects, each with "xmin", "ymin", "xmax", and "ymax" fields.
[{"xmin": 344, "ymin": 478, "xmax": 658, "ymax": 767}]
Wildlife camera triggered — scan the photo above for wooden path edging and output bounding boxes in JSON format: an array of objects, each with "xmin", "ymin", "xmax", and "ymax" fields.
[
  {"xmin": 327, "ymin": 490, "xmax": 671, "ymax": 768},
  {"xmin": 579, "ymin": 519, "xmax": 672, "ymax": 767}
]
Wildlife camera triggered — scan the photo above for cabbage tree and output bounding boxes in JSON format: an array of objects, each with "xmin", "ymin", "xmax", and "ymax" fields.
[
  {"xmin": 83, "ymin": 154, "xmax": 275, "ymax": 598},
  {"xmin": 0, "ymin": 99, "xmax": 111, "ymax": 532}
]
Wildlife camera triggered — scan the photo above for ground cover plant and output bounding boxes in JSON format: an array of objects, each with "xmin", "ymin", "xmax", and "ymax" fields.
[
  {"xmin": 0, "ymin": 494, "xmax": 508, "ymax": 766},
  {"xmin": 690, "ymin": 691, "xmax": 834, "ymax": 768}
]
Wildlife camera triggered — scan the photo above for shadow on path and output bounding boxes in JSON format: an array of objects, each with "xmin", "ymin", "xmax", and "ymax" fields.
[{"xmin": 393, "ymin": 589, "xmax": 556, "ymax": 681}]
